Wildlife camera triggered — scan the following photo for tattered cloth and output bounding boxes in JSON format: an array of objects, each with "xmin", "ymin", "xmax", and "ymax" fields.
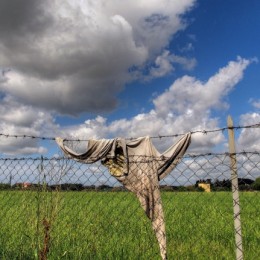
[{"xmin": 56, "ymin": 133, "xmax": 191, "ymax": 260}]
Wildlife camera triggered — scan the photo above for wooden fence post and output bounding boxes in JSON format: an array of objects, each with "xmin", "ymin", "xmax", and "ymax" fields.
[{"xmin": 227, "ymin": 115, "xmax": 243, "ymax": 260}]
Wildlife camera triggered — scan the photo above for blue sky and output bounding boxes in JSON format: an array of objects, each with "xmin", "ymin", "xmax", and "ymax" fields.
[
  {"xmin": 115, "ymin": 0, "xmax": 260, "ymax": 122},
  {"xmin": 0, "ymin": 0, "xmax": 259, "ymax": 156}
]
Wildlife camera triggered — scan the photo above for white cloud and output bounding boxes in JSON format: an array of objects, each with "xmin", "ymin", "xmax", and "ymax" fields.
[
  {"xmin": 180, "ymin": 42, "xmax": 194, "ymax": 52},
  {"xmin": 170, "ymin": 54, "xmax": 197, "ymax": 70},
  {"xmin": 147, "ymin": 51, "xmax": 196, "ymax": 79},
  {"xmin": 61, "ymin": 57, "xmax": 252, "ymax": 153},
  {"xmin": 237, "ymin": 112, "xmax": 260, "ymax": 152},
  {"xmin": 153, "ymin": 57, "xmax": 251, "ymax": 117},
  {"xmin": 249, "ymin": 99, "xmax": 260, "ymax": 109},
  {"xmin": 0, "ymin": 57, "xmax": 253, "ymax": 155},
  {"xmin": 149, "ymin": 51, "xmax": 175, "ymax": 78},
  {"xmin": 0, "ymin": 0, "xmax": 195, "ymax": 115},
  {"xmin": 0, "ymin": 97, "xmax": 59, "ymax": 155},
  {"xmin": 236, "ymin": 96, "xmax": 260, "ymax": 152},
  {"xmin": 0, "ymin": 58, "xmax": 253, "ymax": 154},
  {"xmin": 0, "ymin": 1, "xmax": 256, "ymax": 156}
]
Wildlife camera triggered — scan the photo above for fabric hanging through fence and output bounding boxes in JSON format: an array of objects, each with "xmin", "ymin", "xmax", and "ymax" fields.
[{"xmin": 56, "ymin": 133, "xmax": 191, "ymax": 260}]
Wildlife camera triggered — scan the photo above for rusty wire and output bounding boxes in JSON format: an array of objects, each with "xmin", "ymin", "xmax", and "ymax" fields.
[{"xmin": 0, "ymin": 122, "xmax": 259, "ymax": 141}]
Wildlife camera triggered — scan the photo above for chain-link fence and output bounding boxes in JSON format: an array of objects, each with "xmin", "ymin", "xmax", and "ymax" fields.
[{"xmin": 0, "ymin": 152, "xmax": 259, "ymax": 259}]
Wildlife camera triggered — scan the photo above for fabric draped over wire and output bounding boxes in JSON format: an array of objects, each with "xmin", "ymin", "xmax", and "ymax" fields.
[{"xmin": 56, "ymin": 133, "xmax": 191, "ymax": 260}]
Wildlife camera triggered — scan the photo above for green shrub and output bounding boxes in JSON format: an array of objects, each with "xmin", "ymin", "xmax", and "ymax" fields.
[
  {"xmin": 0, "ymin": 183, "xmax": 11, "ymax": 190},
  {"xmin": 253, "ymin": 177, "xmax": 260, "ymax": 190}
]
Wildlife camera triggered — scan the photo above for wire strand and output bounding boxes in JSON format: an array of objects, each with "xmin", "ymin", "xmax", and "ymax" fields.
[{"xmin": 0, "ymin": 123, "xmax": 259, "ymax": 141}]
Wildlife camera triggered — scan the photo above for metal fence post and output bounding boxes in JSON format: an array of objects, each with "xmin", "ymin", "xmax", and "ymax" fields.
[{"xmin": 227, "ymin": 116, "xmax": 243, "ymax": 260}]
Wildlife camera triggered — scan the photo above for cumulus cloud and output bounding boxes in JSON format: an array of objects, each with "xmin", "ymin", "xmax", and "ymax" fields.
[
  {"xmin": 62, "ymin": 57, "xmax": 252, "ymax": 153},
  {"xmin": 154, "ymin": 57, "xmax": 251, "ymax": 117},
  {"xmin": 0, "ymin": 0, "xmax": 255, "ymax": 156},
  {"xmin": 0, "ymin": 96, "xmax": 59, "ymax": 155},
  {"xmin": 0, "ymin": 0, "xmax": 53, "ymax": 40},
  {"xmin": 147, "ymin": 51, "xmax": 196, "ymax": 80},
  {"xmin": 0, "ymin": 57, "xmax": 253, "ymax": 155},
  {"xmin": 249, "ymin": 98, "xmax": 260, "ymax": 109},
  {"xmin": 236, "ymin": 95, "xmax": 260, "ymax": 152},
  {"xmin": 0, "ymin": 0, "xmax": 195, "ymax": 115},
  {"xmin": 237, "ymin": 112, "xmax": 260, "ymax": 152}
]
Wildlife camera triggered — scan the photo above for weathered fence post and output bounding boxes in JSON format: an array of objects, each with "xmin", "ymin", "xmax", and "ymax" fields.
[{"xmin": 227, "ymin": 115, "xmax": 243, "ymax": 260}]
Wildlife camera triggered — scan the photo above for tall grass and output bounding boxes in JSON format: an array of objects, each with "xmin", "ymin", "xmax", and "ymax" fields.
[{"xmin": 0, "ymin": 191, "xmax": 259, "ymax": 259}]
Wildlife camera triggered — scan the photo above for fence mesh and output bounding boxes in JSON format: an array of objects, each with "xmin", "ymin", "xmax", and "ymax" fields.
[{"xmin": 0, "ymin": 152, "xmax": 259, "ymax": 259}]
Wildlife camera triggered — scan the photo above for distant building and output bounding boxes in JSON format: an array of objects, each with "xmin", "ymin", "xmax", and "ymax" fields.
[
  {"xmin": 198, "ymin": 183, "xmax": 211, "ymax": 192},
  {"xmin": 23, "ymin": 182, "xmax": 31, "ymax": 189},
  {"xmin": 15, "ymin": 182, "xmax": 32, "ymax": 189}
]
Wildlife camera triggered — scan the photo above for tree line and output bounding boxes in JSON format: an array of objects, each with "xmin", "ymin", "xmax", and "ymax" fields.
[{"xmin": 0, "ymin": 177, "xmax": 259, "ymax": 191}]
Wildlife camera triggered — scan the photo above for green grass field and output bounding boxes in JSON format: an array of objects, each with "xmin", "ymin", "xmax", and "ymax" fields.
[{"xmin": 0, "ymin": 191, "xmax": 259, "ymax": 259}]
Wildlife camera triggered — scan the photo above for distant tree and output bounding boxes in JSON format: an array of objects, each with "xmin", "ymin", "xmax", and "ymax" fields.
[
  {"xmin": 238, "ymin": 178, "xmax": 254, "ymax": 186},
  {"xmin": 96, "ymin": 184, "xmax": 112, "ymax": 191},
  {"xmin": 0, "ymin": 183, "xmax": 11, "ymax": 190},
  {"xmin": 253, "ymin": 177, "xmax": 260, "ymax": 190}
]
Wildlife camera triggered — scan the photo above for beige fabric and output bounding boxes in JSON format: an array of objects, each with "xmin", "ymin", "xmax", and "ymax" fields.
[{"xmin": 56, "ymin": 133, "xmax": 191, "ymax": 260}]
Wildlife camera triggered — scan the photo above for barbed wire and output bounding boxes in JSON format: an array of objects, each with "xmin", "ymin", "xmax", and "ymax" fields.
[
  {"xmin": 0, "ymin": 134, "xmax": 56, "ymax": 141},
  {"xmin": 149, "ymin": 122, "xmax": 260, "ymax": 139},
  {"xmin": 0, "ymin": 122, "xmax": 259, "ymax": 142}
]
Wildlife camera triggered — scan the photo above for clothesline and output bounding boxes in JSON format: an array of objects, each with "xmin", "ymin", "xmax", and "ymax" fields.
[{"xmin": 0, "ymin": 122, "xmax": 259, "ymax": 142}]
